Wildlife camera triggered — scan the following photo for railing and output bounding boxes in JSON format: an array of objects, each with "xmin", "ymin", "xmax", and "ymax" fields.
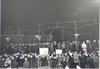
[{"xmin": 0, "ymin": 58, "xmax": 99, "ymax": 69}]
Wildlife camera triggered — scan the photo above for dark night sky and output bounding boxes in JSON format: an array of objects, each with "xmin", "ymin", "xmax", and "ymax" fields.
[{"xmin": 1, "ymin": 0, "xmax": 99, "ymax": 40}]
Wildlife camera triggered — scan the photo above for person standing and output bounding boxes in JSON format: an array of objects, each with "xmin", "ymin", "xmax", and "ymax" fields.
[
  {"xmin": 81, "ymin": 42, "xmax": 87, "ymax": 53},
  {"xmin": 23, "ymin": 58, "xmax": 29, "ymax": 68},
  {"xmin": 68, "ymin": 53, "xmax": 75, "ymax": 68},
  {"xmin": 61, "ymin": 58, "xmax": 67, "ymax": 68},
  {"xmin": 11, "ymin": 57, "xmax": 18, "ymax": 68},
  {"xmin": 53, "ymin": 41, "xmax": 58, "ymax": 52},
  {"xmin": 73, "ymin": 51, "xmax": 79, "ymax": 68}
]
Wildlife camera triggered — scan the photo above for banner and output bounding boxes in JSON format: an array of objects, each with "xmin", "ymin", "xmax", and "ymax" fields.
[
  {"xmin": 56, "ymin": 49, "xmax": 62, "ymax": 54},
  {"xmin": 39, "ymin": 48, "xmax": 49, "ymax": 56}
]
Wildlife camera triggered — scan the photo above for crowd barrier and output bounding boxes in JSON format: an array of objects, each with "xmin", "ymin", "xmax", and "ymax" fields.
[{"xmin": 0, "ymin": 57, "xmax": 99, "ymax": 68}]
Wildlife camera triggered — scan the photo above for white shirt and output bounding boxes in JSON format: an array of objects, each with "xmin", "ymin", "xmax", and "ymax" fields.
[{"xmin": 81, "ymin": 42, "xmax": 87, "ymax": 49}]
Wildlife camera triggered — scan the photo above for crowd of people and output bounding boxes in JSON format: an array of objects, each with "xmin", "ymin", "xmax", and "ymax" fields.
[{"xmin": 0, "ymin": 40, "xmax": 99, "ymax": 69}]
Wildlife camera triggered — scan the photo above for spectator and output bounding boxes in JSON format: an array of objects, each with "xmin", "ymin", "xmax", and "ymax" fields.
[
  {"xmin": 68, "ymin": 54, "xmax": 75, "ymax": 68},
  {"xmin": 23, "ymin": 58, "xmax": 29, "ymax": 68},
  {"xmin": 61, "ymin": 58, "xmax": 67, "ymax": 68},
  {"xmin": 11, "ymin": 57, "xmax": 18, "ymax": 68}
]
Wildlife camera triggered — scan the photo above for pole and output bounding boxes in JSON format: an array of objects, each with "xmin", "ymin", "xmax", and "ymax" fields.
[
  {"xmin": 74, "ymin": 20, "xmax": 77, "ymax": 34},
  {"xmin": 38, "ymin": 24, "xmax": 41, "ymax": 36},
  {"xmin": 74, "ymin": 17, "xmax": 78, "ymax": 52},
  {"xmin": 61, "ymin": 28, "xmax": 64, "ymax": 43},
  {"xmin": 98, "ymin": 2, "xmax": 100, "ymax": 68},
  {"xmin": 38, "ymin": 24, "xmax": 41, "ymax": 45}
]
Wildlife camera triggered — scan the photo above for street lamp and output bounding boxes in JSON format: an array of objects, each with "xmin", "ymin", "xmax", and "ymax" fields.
[
  {"xmin": 36, "ymin": 34, "xmax": 42, "ymax": 46},
  {"xmin": 36, "ymin": 35, "xmax": 41, "ymax": 41},
  {"xmin": 74, "ymin": 33, "xmax": 79, "ymax": 39},
  {"xmin": 5, "ymin": 37, "xmax": 10, "ymax": 42},
  {"xmin": 73, "ymin": 13, "xmax": 79, "ymax": 52}
]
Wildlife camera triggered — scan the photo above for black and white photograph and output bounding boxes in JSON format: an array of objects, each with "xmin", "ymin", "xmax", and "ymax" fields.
[{"xmin": 0, "ymin": 0, "xmax": 99, "ymax": 69}]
